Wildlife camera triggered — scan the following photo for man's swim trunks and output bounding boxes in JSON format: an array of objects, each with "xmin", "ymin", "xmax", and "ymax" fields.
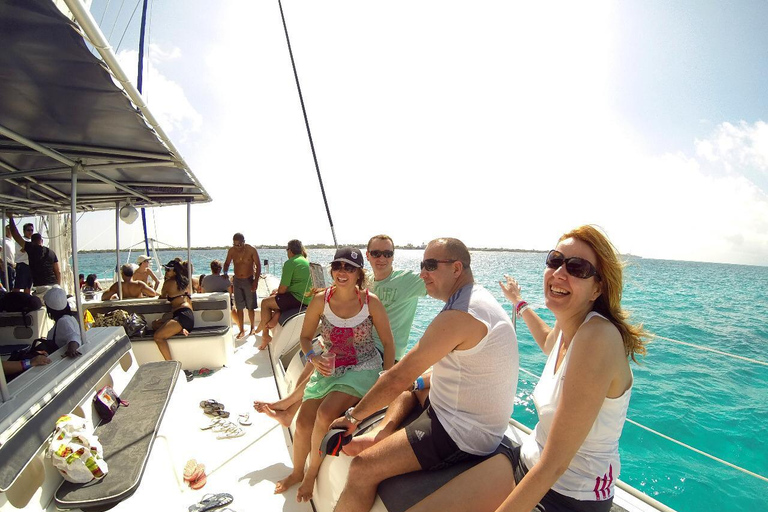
[{"xmin": 233, "ymin": 276, "xmax": 257, "ymax": 310}]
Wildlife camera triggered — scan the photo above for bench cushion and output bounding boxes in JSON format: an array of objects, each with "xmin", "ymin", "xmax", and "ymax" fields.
[
  {"xmin": 132, "ymin": 325, "xmax": 230, "ymax": 341},
  {"xmin": 278, "ymin": 305, "xmax": 307, "ymax": 326},
  {"xmin": 55, "ymin": 361, "xmax": 180, "ymax": 509}
]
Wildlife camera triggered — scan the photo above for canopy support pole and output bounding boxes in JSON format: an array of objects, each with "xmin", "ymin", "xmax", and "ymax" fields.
[
  {"xmin": 71, "ymin": 164, "xmax": 86, "ymax": 343},
  {"xmin": 187, "ymin": 201, "xmax": 192, "ymax": 288},
  {"xmin": 0, "ymin": 207, "xmax": 9, "ymax": 402},
  {"xmin": 115, "ymin": 202, "xmax": 123, "ymax": 301}
]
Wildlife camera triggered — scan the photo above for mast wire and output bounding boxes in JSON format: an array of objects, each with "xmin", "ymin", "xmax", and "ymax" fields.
[{"xmin": 277, "ymin": 0, "xmax": 338, "ymax": 248}]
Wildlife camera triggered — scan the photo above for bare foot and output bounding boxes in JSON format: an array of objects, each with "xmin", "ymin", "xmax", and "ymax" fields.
[
  {"xmin": 257, "ymin": 404, "xmax": 295, "ymax": 427},
  {"xmin": 248, "ymin": 329, "xmax": 257, "ymax": 337},
  {"xmin": 275, "ymin": 471, "xmax": 303, "ymax": 494},
  {"xmin": 253, "ymin": 322, "xmax": 264, "ymax": 334},
  {"xmin": 182, "ymin": 329, "xmax": 189, "ymax": 337},
  {"xmin": 342, "ymin": 432, "xmax": 380, "ymax": 457},
  {"xmin": 266, "ymin": 315, "xmax": 280, "ymax": 329},
  {"xmin": 258, "ymin": 333, "xmax": 272, "ymax": 350},
  {"xmin": 236, "ymin": 331, "xmax": 246, "ymax": 340},
  {"xmin": 296, "ymin": 471, "xmax": 318, "ymax": 502}
]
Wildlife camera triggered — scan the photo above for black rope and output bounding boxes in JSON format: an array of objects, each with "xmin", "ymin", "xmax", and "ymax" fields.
[{"xmin": 277, "ymin": 0, "xmax": 338, "ymax": 248}]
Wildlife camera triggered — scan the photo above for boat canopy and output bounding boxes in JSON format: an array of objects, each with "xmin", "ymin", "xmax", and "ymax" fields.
[{"xmin": 0, "ymin": 0, "xmax": 210, "ymax": 215}]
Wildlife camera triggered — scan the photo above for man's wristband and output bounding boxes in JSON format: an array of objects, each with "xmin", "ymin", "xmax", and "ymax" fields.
[
  {"xmin": 21, "ymin": 359, "xmax": 31, "ymax": 371},
  {"xmin": 412, "ymin": 376, "xmax": 425, "ymax": 392}
]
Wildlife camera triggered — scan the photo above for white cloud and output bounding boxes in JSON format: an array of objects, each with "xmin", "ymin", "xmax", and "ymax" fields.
[{"xmin": 115, "ymin": 47, "xmax": 202, "ymax": 139}]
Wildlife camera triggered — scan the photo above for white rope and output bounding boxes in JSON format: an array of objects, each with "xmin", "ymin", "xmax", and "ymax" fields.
[
  {"xmin": 516, "ymin": 365, "xmax": 768, "ymax": 483},
  {"xmin": 655, "ymin": 335, "xmax": 768, "ymax": 367},
  {"xmin": 625, "ymin": 419, "xmax": 768, "ymax": 483}
]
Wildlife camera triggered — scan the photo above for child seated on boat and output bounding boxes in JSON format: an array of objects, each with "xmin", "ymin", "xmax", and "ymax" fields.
[{"xmin": 274, "ymin": 247, "xmax": 395, "ymax": 502}]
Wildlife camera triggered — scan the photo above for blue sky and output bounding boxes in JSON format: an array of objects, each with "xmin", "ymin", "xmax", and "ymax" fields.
[{"xmin": 73, "ymin": 0, "xmax": 768, "ymax": 266}]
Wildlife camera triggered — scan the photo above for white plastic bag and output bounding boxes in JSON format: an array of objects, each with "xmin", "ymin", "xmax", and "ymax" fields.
[{"xmin": 47, "ymin": 414, "xmax": 109, "ymax": 483}]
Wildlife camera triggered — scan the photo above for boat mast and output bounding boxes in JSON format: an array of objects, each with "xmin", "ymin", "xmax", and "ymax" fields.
[{"xmin": 277, "ymin": 0, "xmax": 338, "ymax": 248}]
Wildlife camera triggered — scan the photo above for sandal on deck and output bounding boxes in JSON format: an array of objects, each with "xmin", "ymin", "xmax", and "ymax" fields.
[
  {"xmin": 237, "ymin": 413, "xmax": 252, "ymax": 426},
  {"xmin": 217, "ymin": 426, "xmax": 245, "ymax": 440},
  {"xmin": 188, "ymin": 492, "xmax": 233, "ymax": 512},
  {"xmin": 205, "ymin": 409, "xmax": 230, "ymax": 418},
  {"xmin": 199, "ymin": 399, "xmax": 225, "ymax": 410}
]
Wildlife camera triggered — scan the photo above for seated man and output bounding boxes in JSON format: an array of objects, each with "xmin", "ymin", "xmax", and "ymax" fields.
[
  {"xmin": 255, "ymin": 239, "xmax": 311, "ymax": 349},
  {"xmin": 198, "ymin": 259, "xmax": 232, "ymax": 293},
  {"xmin": 2, "ymin": 354, "xmax": 51, "ymax": 380},
  {"xmin": 102, "ymin": 264, "xmax": 158, "ymax": 300},
  {"xmin": 330, "ymin": 238, "xmax": 519, "ymax": 512}
]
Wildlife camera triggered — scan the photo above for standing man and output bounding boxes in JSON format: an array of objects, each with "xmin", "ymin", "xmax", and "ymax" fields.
[
  {"xmin": 9, "ymin": 216, "xmax": 60, "ymax": 288},
  {"xmin": 331, "ymin": 238, "xmax": 519, "ymax": 512},
  {"xmin": 253, "ymin": 234, "xmax": 426, "ymax": 426},
  {"xmin": 223, "ymin": 232, "xmax": 261, "ymax": 340},
  {"xmin": 367, "ymin": 234, "xmax": 426, "ymax": 361},
  {"xmin": 12, "ymin": 221, "xmax": 34, "ymax": 293},
  {"xmin": 1, "ymin": 226, "xmax": 16, "ymax": 291}
]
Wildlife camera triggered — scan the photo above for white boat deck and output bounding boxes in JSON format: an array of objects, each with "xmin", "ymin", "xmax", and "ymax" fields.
[{"xmin": 108, "ymin": 331, "xmax": 312, "ymax": 512}]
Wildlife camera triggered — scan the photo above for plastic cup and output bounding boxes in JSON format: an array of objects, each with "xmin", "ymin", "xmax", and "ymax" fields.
[{"xmin": 320, "ymin": 352, "xmax": 336, "ymax": 374}]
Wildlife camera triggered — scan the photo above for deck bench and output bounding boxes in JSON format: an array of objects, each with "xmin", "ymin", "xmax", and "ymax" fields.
[
  {"xmin": 0, "ymin": 329, "xmax": 131, "ymax": 494},
  {"xmin": 54, "ymin": 360, "xmax": 180, "ymax": 510},
  {"xmin": 83, "ymin": 293, "xmax": 233, "ymax": 370}
]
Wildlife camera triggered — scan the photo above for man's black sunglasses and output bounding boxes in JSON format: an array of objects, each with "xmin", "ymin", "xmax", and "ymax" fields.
[
  {"xmin": 369, "ymin": 250, "xmax": 394, "ymax": 258},
  {"xmin": 331, "ymin": 261, "xmax": 359, "ymax": 272},
  {"xmin": 420, "ymin": 259, "xmax": 457, "ymax": 272},
  {"xmin": 545, "ymin": 250, "xmax": 600, "ymax": 280}
]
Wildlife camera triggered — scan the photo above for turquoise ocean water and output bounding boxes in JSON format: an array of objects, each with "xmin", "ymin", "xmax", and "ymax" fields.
[{"xmin": 77, "ymin": 248, "xmax": 768, "ymax": 512}]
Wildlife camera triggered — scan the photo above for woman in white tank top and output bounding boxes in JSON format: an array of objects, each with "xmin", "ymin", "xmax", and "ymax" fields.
[{"xmin": 409, "ymin": 225, "xmax": 649, "ymax": 512}]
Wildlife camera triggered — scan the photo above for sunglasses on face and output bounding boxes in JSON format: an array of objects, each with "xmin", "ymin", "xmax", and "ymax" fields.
[
  {"xmin": 331, "ymin": 261, "xmax": 359, "ymax": 272},
  {"xmin": 420, "ymin": 259, "xmax": 457, "ymax": 272},
  {"xmin": 545, "ymin": 250, "xmax": 600, "ymax": 280},
  {"xmin": 369, "ymin": 250, "xmax": 394, "ymax": 258}
]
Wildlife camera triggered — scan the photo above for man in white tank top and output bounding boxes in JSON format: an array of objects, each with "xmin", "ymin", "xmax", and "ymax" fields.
[{"xmin": 332, "ymin": 238, "xmax": 519, "ymax": 512}]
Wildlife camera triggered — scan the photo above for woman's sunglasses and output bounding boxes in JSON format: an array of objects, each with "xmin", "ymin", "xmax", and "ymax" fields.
[
  {"xmin": 545, "ymin": 250, "xmax": 600, "ymax": 280},
  {"xmin": 420, "ymin": 259, "xmax": 457, "ymax": 272},
  {"xmin": 369, "ymin": 250, "xmax": 394, "ymax": 258},
  {"xmin": 331, "ymin": 261, "xmax": 359, "ymax": 272}
]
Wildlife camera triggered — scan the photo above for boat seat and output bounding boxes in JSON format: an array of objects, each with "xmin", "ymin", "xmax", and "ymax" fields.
[
  {"xmin": 278, "ymin": 305, "xmax": 307, "ymax": 326},
  {"xmin": 0, "ymin": 331, "xmax": 131, "ymax": 492},
  {"xmin": 86, "ymin": 297, "xmax": 229, "ymax": 317},
  {"xmin": 133, "ymin": 324, "xmax": 230, "ymax": 341},
  {"xmin": 55, "ymin": 360, "xmax": 180, "ymax": 510},
  {"xmin": 375, "ymin": 407, "xmax": 631, "ymax": 512}
]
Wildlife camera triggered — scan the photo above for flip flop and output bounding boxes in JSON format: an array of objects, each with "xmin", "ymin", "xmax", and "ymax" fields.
[
  {"xmin": 188, "ymin": 492, "xmax": 232, "ymax": 511},
  {"xmin": 238, "ymin": 413, "xmax": 252, "ymax": 426},
  {"xmin": 189, "ymin": 472, "xmax": 207, "ymax": 490},
  {"xmin": 183, "ymin": 459, "xmax": 201, "ymax": 482},
  {"xmin": 217, "ymin": 426, "xmax": 245, "ymax": 440},
  {"xmin": 321, "ymin": 428, "xmax": 352, "ymax": 456},
  {"xmin": 205, "ymin": 409, "xmax": 230, "ymax": 418},
  {"xmin": 199, "ymin": 399, "xmax": 225, "ymax": 410}
]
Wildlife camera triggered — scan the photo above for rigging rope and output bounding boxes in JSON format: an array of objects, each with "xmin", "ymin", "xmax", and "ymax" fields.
[
  {"xmin": 654, "ymin": 335, "xmax": 768, "ymax": 367},
  {"xmin": 277, "ymin": 0, "xmax": 338, "ymax": 248},
  {"xmin": 516, "ymin": 366, "xmax": 768, "ymax": 483}
]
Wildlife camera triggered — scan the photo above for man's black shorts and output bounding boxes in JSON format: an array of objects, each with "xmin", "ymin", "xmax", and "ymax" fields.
[{"xmin": 404, "ymin": 399, "xmax": 481, "ymax": 471}]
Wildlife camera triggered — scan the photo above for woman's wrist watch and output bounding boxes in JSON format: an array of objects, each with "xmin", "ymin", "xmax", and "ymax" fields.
[{"xmin": 344, "ymin": 407, "xmax": 360, "ymax": 425}]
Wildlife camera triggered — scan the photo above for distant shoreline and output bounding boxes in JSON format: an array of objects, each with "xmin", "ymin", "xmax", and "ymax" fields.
[{"xmin": 78, "ymin": 245, "xmax": 549, "ymax": 254}]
